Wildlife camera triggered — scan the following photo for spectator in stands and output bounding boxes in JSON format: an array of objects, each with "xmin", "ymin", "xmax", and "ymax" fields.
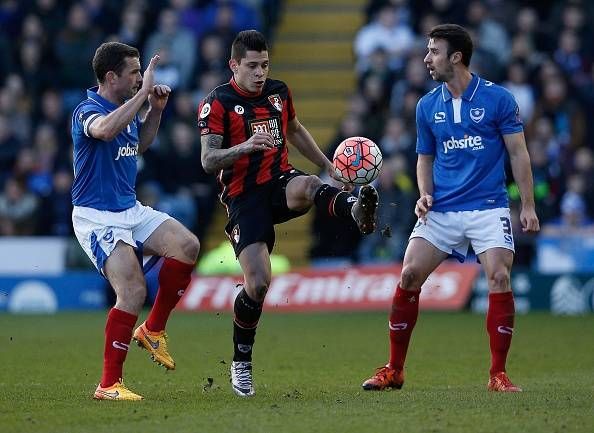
[
  {"xmin": 531, "ymin": 71, "xmax": 586, "ymax": 162},
  {"xmin": 38, "ymin": 169, "xmax": 73, "ymax": 236},
  {"xmin": 358, "ymin": 153, "xmax": 416, "ymax": 263},
  {"xmin": 543, "ymin": 174, "xmax": 594, "ymax": 234},
  {"xmin": 503, "ymin": 60, "xmax": 535, "ymax": 122},
  {"xmin": 54, "ymin": 3, "xmax": 101, "ymax": 90},
  {"xmin": 144, "ymin": 8, "xmax": 196, "ymax": 90},
  {"xmin": 378, "ymin": 115, "xmax": 415, "ymax": 166},
  {"xmin": 116, "ymin": 5, "xmax": 146, "ymax": 47},
  {"xmin": 466, "ymin": 0, "xmax": 511, "ymax": 67},
  {"xmin": 354, "ymin": 5, "xmax": 415, "ymax": 72},
  {"xmin": 0, "ymin": 114, "xmax": 20, "ymax": 188},
  {"xmin": 0, "ymin": 176, "xmax": 39, "ymax": 235},
  {"xmin": 573, "ymin": 147, "xmax": 594, "ymax": 219}
]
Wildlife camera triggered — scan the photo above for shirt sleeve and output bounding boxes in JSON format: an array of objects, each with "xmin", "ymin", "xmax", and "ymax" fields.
[
  {"xmin": 497, "ymin": 89, "xmax": 523, "ymax": 135},
  {"xmin": 197, "ymin": 92, "xmax": 225, "ymax": 136},
  {"xmin": 74, "ymin": 105, "xmax": 102, "ymax": 138},
  {"xmin": 415, "ymin": 97, "xmax": 435, "ymax": 155},
  {"xmin": 286, "ymin": 87, "xmax": 296, "ymax": 121}
]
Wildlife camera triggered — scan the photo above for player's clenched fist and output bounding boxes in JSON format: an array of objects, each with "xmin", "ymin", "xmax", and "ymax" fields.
[
  {"xmin": 148, "ymin": 84, "xmax": 171, "ymax": 111},
  {"xmin": 415, "ymin": 194, "xmax": 433, "ymax": 222},
  {"xmin": 244, "ymin": 132, "xmax": 275, "ymax": 152}
]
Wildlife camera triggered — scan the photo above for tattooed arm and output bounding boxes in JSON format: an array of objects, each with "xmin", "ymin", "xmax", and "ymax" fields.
[{"xmin": 200, "ymin": 132, "xmax": 276, "ymax": 174}]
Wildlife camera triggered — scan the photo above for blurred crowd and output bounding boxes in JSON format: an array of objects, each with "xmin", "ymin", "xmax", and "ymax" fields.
[
  {"xmin": 0, "ymin": 0, "xmax": 280, "ymax": 241},
  {"xmin": 1, "ymin": 0, "xmax": 593, "ymax": 269},
  {"xmin": 310, "ymin": 0, "xmax": 594, "ymax": 267}
]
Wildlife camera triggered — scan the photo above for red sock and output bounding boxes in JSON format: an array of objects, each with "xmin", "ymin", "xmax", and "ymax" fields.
[
  {"xmin": 146, "ymin": 258, "xmax": 194, "ymax": 332},
  {"xmin": 101, "ymin": 308, "xmax": 137, "ymax": 387},
  {"xmin": 388, "ymin": 284, "xmax": 420, "ymax": 371},
  {"xmin": 487, "ymin": 291, "xmax": 515, "ymax": 376}
]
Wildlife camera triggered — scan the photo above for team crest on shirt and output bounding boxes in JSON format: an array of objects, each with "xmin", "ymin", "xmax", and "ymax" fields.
[
  {"xmin": 199, "ymin": 103, "xmax": 211, "ymax": 119},
  {"xmin": 470, "ymin": 107, "xmax": 485, "ymax": 123},
  {"xmin": 268, "ymin": 94, "xmax": 283, "ymax": 112},
  {"xmin": 234, "ymin": 105, "xmax": 244, "ymax": 114}
]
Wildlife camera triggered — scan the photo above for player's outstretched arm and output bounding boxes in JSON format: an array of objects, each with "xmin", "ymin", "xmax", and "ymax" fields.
[
  {"xmin": 88, "ymin": 54, "xmax": 160, "ymax": 142},
  {"xmin": 503, "ymin": 132, "xmax": 540, "ymax": 232},
  {"xmin": 200, "ymin": 132, "xmax": 275, "ymax": 174}
]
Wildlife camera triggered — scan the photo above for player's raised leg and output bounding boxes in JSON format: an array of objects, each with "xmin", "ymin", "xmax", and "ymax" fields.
[
  {"xmin": 362, "ymin": 238, "xmax": 447, "ymax": 390},
  {"xmin": 133, "ymin": 219, "xmax": 200, "ymax": 370},
  {"xmin": 94, "ymin": 241, "xmax": 146, "ymax": 400},
  {"xmin": 479, "ymin": 247, "xmax": 522, "ymax": 392},
  {"xmin": 230, "ymin": 242, "xmax": 270, "ymax": 397},
  {"xmin": 286, "ymin": 175, "xmax": 379, "ymax": 235}
]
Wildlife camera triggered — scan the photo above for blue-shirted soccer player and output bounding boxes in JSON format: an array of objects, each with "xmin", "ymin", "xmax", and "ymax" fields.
[
  {"xmin": 71, "ymin": 42, "xmax": 200, "ymax": 400},
  {"xmin": 362, "ymin": 24, "xmax": 540, "ymax": 392}
]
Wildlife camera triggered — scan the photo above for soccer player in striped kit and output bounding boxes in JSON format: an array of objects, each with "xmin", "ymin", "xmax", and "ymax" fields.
[{"xmin": 198, "ymin": 30, "xmax": 379, "ymax": 397}]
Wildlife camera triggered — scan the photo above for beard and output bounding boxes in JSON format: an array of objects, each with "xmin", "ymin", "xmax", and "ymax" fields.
[{"xmin": 433, "ymin": 63, "xmax": 455, "ymax": 82}]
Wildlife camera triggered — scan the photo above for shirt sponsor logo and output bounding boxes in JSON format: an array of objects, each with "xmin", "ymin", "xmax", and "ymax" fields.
[
  {"xmin": 470, "ymin": 107, "xmax": 485, "ymax": 123},
  {"xmin": 434, "ymin": 111, "xmax": 446, "ymax": 123},
  {"xmin": 115, "ymin": 143, "xmax": 138, "ymax": 160},
  {"xmin": 249, "ymin": 117, "xmax": 282, "ymax": 146},
  {"xmin": 442, "ymin": 135, "xmax": 483, "ymax": 154}
]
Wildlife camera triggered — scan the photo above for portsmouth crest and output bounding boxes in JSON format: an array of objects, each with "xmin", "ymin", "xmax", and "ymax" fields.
[
  {"xmin": 470, "ymin": 107, "xmax": 485, "ymax": 123},
  {"xmin": 268, "ymin": 94, "xmax": 283, "ymax": 112}
]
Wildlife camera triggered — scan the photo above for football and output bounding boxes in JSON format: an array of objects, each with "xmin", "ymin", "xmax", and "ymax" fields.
[{"xmin": 332, "ymin": 136, "xmax": 383, "ymax": 185}]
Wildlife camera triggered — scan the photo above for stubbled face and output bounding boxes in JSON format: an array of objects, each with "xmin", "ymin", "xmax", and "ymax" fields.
[
  {"xmin": 231, "ymin": 50, "xmax": 269, "ymax": 93},
  {"xmin": 424, "ymin": 38, "xmax": 455, "ymax": 82},
  {"xmin": 113, "ymin": 56, "xmax": 143, "ymax": 100}
]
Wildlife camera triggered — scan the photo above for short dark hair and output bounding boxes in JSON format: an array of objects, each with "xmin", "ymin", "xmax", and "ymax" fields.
[
  {"xmin": 92, "ymin": 42, "xmax": 139, "ymax": 83},
  {"xmin": 231, "ymin": 30, "xmax": 268, "ymax": 62},
  {"xmin": 428, "ymin": 24, "xmax": 473, "ymax": 67}
]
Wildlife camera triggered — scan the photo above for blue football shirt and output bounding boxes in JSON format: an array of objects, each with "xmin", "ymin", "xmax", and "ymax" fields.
[
  {"xmin": 71, "ymin": 87, "xmax": 140, "ymax": 211},
  {"xmin": 415, "ymin": 74, "xmax": 523, "ymax": 211}
]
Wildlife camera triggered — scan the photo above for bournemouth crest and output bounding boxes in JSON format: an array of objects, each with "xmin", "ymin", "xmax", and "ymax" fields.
[{"xmin": 268, "ymin": 94, "xmax": 283, "ymax": 112}]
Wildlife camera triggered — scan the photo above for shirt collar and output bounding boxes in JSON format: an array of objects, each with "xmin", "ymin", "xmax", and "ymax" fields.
[
  {"xmin": 230, "ymin": 77, "xmax": 263, "ymax": 97},
  {"xmin": 441, "ymin": 73, "xmax": 480, "ymax": 102},
  {"xmin": 87, "ymin": 86, "xmax": 118, "ymax": 110}
]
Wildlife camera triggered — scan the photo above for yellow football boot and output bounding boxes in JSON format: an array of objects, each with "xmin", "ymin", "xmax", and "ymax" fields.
[{"xmin": 132, "ymin": 321, "xmax": 175, "ymax": 370}]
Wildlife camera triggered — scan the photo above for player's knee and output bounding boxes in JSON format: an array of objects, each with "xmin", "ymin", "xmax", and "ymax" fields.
[
  {"xmin": 118, "ymin": 285, "xmax": 146, "ymax": 311},
  {"xmin": 181, "ymin": 233, "xmax": 200, "ymax": 262},
  {"xmin": 247, "ymin": 284, "xmax": 268, "ymax": 302},
  {"xmin": 305, "ymin": 175, "xmax": 323, "ymax": 198},
  {"xmin": 400, "ymin": 265, "xmax": 422, "ymax": 290},
  {"xmin": 489, "ymin": 269, "xmax": 510, "ymax": 291}
]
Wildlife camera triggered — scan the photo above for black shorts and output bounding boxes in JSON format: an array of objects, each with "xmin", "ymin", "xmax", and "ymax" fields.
[{"xmin": 224, "ymin": 169, "xmax": 310, "ymax": 256}]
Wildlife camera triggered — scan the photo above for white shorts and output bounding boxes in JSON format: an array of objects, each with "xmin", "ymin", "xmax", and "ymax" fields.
[
  {"xmin": 409, "ymin": 207, "xmax": 514, "ymax": 262},
  {"xmin": 72, "ymin": 201, "xmax": 170, "ymax": 273}
]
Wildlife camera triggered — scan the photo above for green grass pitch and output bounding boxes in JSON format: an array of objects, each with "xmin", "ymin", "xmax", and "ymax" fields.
[{"xmin": 1, "ymin": 311, "xmax": 593, "ymax": 433}]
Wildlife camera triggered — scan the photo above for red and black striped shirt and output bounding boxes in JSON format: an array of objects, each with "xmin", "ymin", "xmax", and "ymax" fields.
[{"xmin": 198, "ymin": 77, "xmax": 296, "ymax": 203}]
